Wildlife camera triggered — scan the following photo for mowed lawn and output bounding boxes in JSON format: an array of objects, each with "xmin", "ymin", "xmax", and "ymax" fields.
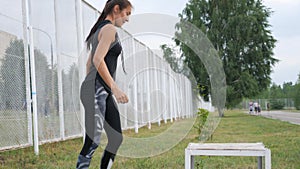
[{"xmin": 0, "ymin": 110, "xmax": 299, "ymax": 169}]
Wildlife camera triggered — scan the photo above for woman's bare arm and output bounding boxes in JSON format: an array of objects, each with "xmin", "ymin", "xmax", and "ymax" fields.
[
  {"xmin": 86, "ymin": 53, "xmax": 92, "ymax": 75},
  {"xmin": 93, "ymin": 24, "xmax": 128, "ymax": 103}
]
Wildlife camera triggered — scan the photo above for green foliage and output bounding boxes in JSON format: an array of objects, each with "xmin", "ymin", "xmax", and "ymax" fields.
[
  {"xmin": 160, "ymin": 44, "xmax": 197, "ymax": 85},
  {"xmin": 269, "ymin": 99, "xmax": 285, "ymax": 110},
  {"xmin": 295, "ymin": 90, "xmax": 300, "ymax": 110},
  {"xmin": 249, "ymin": 80, "xmax": 298, "ymax": 100},
  {"xmin": 160, "ymin": 44, "xmax": 182, "ymax": 73},
  {"xmin": 33, "ymin": 48, "xmax": 55, "ymax": 114},
  {"xmin": 247, "ymin": 80, "xmax": 300, "ymax": 110},
  {"xmin": 269, "ymin": 83, "xmax": 284, "ymax": 99},
  {"xmin": 0, "ymin": 39, "xmax": 26, "ymax": 109},
  {"xmin": 62, "ymin": 63, "xmax": 80, "ymax": 112},
  {"xmin": 198, "ymin": 84, "xmax": 209, "ymax": 101},
  {"xmin": 160, "ymin": 44, "xmax": 204, "ymax": 105},
  {"xmin": 282, "ymin": 82, "xmax": 294, "ymax": 98},
  {"xmin": 0, "ymin": 38, "xmax": 59, "ymax": 114},
  {"xmin": 175, "ymin": 0, "xmax": 278, "ymax": 108},
  {"xmin": 294, "ymin": 74, "xmax": 300, "ymax": 110},
  {"xmin": 194, "ymin": 108, "xmax": 209, "ymax": 136}
]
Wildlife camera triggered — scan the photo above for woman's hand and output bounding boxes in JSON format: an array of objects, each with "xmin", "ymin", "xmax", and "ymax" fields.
[{"xmin": 111, "ymin": 84, "xmax": 129, "ymax": 104}]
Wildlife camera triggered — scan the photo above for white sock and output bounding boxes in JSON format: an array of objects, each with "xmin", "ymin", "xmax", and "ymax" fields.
[{"xmin": 107, "ymin": 159, "xmax": 113, "ymax": 169}]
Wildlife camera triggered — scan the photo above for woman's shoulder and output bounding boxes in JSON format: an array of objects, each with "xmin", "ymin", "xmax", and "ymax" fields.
[
  {"xmin": 98, "ymin": 23, "xmax": 117, "ymax": 41},
  {"xmin": 101, "ymin": 23, "xmax": 116, "ymax": 33}
]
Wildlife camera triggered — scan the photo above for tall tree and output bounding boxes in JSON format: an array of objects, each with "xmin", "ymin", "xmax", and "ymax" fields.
[
  {"xmin": 62, "ymin": 63, "xmax": 80, "ymax": 113},
  {"xmin": 160, "ymin": 44, "xmax": 195, "ymax": 81},
  {"xmin": 0, "ymin": 39, "xmax": 52, "ymax": 112},
  {"xmin": 269, "ymin": 83, "xmax": 283, "ymax": 99},
  {"xmin": 160, "ymin": 44, "xmax": 182, "ymax": 73},
  {"xmin": 34, "ymin": 49, "xmax": 52, "ymax": 114},
  {"xmin": 282, "ymin": 82, "xmax": 294, "ymax": 98},
  {"xmin": 175, "ymin": 0, "xmax": 278, "ymax": 108},
  {"xmin": 0, "ymin": 39, "xmax": 26, "ymax": 109}
]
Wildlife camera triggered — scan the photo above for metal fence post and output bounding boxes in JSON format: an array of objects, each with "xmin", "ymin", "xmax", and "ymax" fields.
[
  {"xmin": 54, "ymin": 0, "xmax": 65, "ymax": 140},
  {"xmin": 154, "ymin": 56, "xmax": 160, "ymax": 126},
  {"xmin": 76, "ymin": 0, "xmax": 85, "ymax": 141},
  {"xmin": 22, "ymin": 0, "xmax": 33, "ymax": 147},
  {"xmin": 24, "ymin": 0, "xmax": 39, "ymax": 155},
  {"xmin": 28, "ymin": 25, "xmax": 39, "ymax": 155},
  {"xmin": 146, "ymin": 47, "xmax": 151, "ymax": 129},
  {"xmin": 132, "ymin": 39, "xmax": 138, "ymax": 133}
]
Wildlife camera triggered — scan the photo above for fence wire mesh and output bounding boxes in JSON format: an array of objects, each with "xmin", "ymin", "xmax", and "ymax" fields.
[
  {"xmin": 0, "ymin": 0, "xmax": 203, "ymax": 153},
  {"xmin": 0, "ymin": 7, "xmax": 31, "ymax": 149}
]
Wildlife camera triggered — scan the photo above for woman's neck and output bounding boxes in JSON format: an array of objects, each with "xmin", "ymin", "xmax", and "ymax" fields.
[{"xmin": 105, "ymin": 15, "xmax": 115, "ymax": 26}]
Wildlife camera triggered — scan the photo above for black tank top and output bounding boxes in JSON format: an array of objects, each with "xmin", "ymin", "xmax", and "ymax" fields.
[{"xmin": 85, "ymin": 20, "xmax": 122, "ymax": 93}]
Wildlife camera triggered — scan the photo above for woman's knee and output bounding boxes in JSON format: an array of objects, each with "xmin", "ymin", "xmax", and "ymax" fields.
[
  {"xmin": 107, "ymin": 135, "xmax": 122, "ymax": 155},
  {"xmin": 110, "ymin": 131, "xmax": 123, "ymax": 146},
  {"xmin": 116, "ymin": 134, "xmax": 123, "ymax": 146}
]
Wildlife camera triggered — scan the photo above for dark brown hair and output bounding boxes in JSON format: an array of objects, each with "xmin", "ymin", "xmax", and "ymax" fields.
[{"xmin": 86, "ymin": 0, "xmax": 132, "ymax": 48}]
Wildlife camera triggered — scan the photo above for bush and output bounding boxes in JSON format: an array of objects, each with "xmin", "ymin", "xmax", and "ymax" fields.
[
  {"xmin": 295, "ymin": 98, "xmax": 300, "ymax": 110},
  {"xmin": 270, "ymin": 99, "xmax": 285, "ymax": 110},
  {"xmin": 194, "ymin": 108, "xmax": 209, "ymax": 136},
  {"xmin": 293, "ymin": 84, "xmax": 300, "ymax": 110}
]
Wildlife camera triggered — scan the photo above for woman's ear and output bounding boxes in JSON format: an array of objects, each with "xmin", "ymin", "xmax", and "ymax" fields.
[{"xmin": 113, "ymin": 5, "xmax": 120, "ymax": 14}]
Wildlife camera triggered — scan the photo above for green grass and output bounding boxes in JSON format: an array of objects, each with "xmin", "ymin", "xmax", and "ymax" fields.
[
  {"xmin": 0, "ymin": 110, "xmax": 29, "ymax": 147},
  {"xmin": 0, "ymin": 110, "xmax": 300, "ymax": 169}
]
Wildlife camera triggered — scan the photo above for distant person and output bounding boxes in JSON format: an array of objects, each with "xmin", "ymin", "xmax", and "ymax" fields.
[
  {"xmin": 267, "ymin": 102, "xmax": 270, "ymax": 111},
  {"xmin": 257, "ymin": 104, "xmax": 261, "ymax": 115},
  {"xmin": 253, "ymin": 101, "xmax": 258, "ymax": 114},
  {"xmin": 249, "ymin": 101, "xmax": 253, "ymax": 114}
]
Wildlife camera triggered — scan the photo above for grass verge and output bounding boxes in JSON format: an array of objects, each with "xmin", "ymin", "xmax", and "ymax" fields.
[{"xmin": 0, "ymin": 110, "xmax": 299, "ymax": 168}]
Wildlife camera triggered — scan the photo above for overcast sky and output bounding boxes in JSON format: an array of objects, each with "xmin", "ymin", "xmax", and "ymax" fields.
[{"xmin": 87, "ymin": 0, "xmax": 300, "ymax": 86}]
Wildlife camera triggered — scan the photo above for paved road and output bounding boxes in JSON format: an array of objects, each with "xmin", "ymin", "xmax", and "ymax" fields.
[{"xmin": 254, "ymin": 111, "xmax": 300, "ymax": 125}]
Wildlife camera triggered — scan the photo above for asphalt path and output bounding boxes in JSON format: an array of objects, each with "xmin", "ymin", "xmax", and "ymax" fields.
[{"xmin": 249, "ymin": 111, "xmax": 300, "ymax": 125}]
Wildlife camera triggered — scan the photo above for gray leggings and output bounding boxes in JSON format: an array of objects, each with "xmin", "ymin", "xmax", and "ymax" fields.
[{"xmin": 76, "ymin": 80, "xmax": 123, "ymax": 169}]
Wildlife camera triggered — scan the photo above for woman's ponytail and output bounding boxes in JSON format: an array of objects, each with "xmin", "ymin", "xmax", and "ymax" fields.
[{"xmin": 85, "ymin": 0, "xmax": 132, "ymax": 49}]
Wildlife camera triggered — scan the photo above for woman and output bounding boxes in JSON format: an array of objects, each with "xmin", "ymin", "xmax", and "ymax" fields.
[{"xmin": 76, "ymin": 0, "xmax": 132, "ymax": 168}]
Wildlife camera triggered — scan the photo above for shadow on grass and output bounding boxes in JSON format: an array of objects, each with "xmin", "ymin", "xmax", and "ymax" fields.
[{"xmin": 222, "ymin": 113, "xmax": 249, "ymax": 118}]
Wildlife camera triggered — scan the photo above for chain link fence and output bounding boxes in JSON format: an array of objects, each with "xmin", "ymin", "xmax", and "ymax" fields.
[
  {"xmin": 0, "ymin": 0, "xmax": 32, "ymax": 150},
  {"xmin": 0, "ymin": 0, "xmax": 211, "ymax": 153},
  {"xmin": 114, "ymin": 31, "xmax": 198, "ymax": 131},
  {"xmin": 0, "ymin": 46, "xmax": 31, "ymax": 149}
]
